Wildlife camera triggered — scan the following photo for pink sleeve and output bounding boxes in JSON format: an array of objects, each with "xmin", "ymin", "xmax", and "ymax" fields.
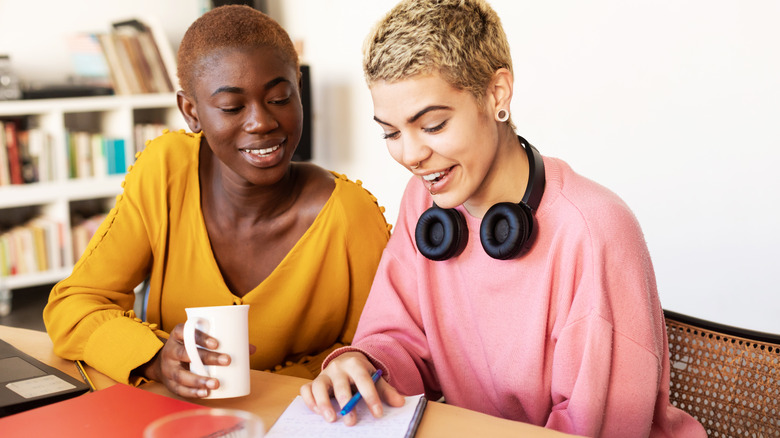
[
  {"xmin": 545, "ymin": 192, "xmax": 669, "ymax": 437},
  {"xmin": 320, "ymin": 248, "xmax": 433, "ymax": 397},
  {"xmin": 547, "ymin": 315, "xmax": 662, "ymax": 437},
  {"xmin": 344, "ymin": 179, "xmax": 441, "ymax": 398}
]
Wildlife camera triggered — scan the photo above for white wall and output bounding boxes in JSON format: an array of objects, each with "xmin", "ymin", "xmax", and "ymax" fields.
[
  {"xmin": 275, "ymin": 0, "xmax": 780, "ymax": 334},
  {"xmin": 0, "ymin": 0, "xmax": 206, "ymax": 86},
  {"xmin": 2, "ymin": 1, "xmax": 777, "ymax": 333}
]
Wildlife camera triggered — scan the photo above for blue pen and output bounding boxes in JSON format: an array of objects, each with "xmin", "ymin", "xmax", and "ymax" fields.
[{"xmin": 339, "ymin": 369, "xmax": 383, "ymax": 416}]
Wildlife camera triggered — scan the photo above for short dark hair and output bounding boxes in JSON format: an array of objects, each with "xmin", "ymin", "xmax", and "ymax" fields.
[{"xmin": 177, "ymin": 5, "xmax": 299, "ymax": 97}]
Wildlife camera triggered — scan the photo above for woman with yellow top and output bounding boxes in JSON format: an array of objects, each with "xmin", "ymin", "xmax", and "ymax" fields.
[{"xmin": 43, "ymin": 5, "xmax": 390, "ymax": 399}]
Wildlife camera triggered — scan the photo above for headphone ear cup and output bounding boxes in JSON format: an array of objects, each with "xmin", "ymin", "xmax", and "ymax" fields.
[
  {"xmin": 480, "ymin": 202, "xmax": 534, "ymax": 260},
  {"xmin": 415, "ymin": 206, "xmax": 468, "ymax": 261}
]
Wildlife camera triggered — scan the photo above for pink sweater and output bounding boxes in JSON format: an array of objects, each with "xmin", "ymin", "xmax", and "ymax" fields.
[{"xmin": 329, "ymin": 157, "xmax": 705, "ymax": 437}]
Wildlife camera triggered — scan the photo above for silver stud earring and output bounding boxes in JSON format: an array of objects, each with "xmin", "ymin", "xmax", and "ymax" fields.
[{"xmin": 496, "ymin": 108, "xmax": 510, "ymax": 122}]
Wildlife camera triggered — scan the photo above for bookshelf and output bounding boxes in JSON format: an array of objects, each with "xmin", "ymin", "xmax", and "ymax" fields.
[{"xmin": 0, "ymin": 93, "xmax": 187, "ymax": 315}]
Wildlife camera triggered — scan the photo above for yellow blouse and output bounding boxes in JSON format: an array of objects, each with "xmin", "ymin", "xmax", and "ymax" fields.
[{"xmin": 44, "ymin": 130, "xmax": 390, "ymax": 384}]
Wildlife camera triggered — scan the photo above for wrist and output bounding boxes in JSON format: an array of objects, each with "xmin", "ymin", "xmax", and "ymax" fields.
[{"xmin": 131, "ymin": 343, "xmax": 163, "ymax": 381}]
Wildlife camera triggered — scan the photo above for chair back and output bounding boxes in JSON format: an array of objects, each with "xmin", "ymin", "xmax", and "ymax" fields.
[{"xmin": 664, "ymin": 309, "xmax": 780, "ymax": 437}]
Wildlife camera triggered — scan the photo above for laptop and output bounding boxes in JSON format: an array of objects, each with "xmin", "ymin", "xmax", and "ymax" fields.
[{"xmin": 0, "ymin": 338, "xmax": 90, "ymax": 417}]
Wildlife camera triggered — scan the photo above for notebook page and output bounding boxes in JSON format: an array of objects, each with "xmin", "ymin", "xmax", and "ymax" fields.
[{"xmin": 266, "ymin": 394, "xmax": 425, "ymax": 438}]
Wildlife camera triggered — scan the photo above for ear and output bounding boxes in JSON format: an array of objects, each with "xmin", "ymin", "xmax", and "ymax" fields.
[
  {"xmin": 487, "ymin": 68, "xmax": 513, "ymax": 115},
  {"xmin": 177, "ymin": 90, "xmax": 202, "ymax": 133}
]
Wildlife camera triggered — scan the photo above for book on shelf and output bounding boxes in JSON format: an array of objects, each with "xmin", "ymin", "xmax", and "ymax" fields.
[
  {"xmin": 66, "ymin": 132, "xmax": 127, "ymax": 179},
  {"xmin": 0, "ymin": 235, "xmax": 11, "ymax": 277},
  {"xmin": 32, "ymin": 217, "xmax": 64, "ymax": 274},
  {"xmin": 90, "ymin": 134, "xmax": 107, "ymax": 178},
  {"xmin": 31, "ymin": 224, "xmax": 47, "ymax": 272},
  {"xmin": 17, "ymin": 130, "xmax": 38, "ymax": 184},
  {"xmin": 70, "ymin": 132, "xmax": 93, "ymax": 180},
  {"xmin": 0, "ymin": 233, "xmax": 17, "ymax": 276},
  {"xmin": 0, "ymin": 121, "xmax": 53, "ymax": 186},
  {"xmin": 89, "ymin": 17, "xmax": 177, "ymax": 95},
  {"xmin": 113, "ymin": 20, "xmax": 173, "ymax": 94},
  {"xmin": 0, "ymin": 120, "xmax": 10, "ymax": 186},
  {"xmin": 143, "ymin": 16, "xmax": 179, "ymax": 91},
  {"xmin": 97, "ymin": 33, "xmax": 133, "ymax": 96},
  {"xmin": 7, "ymin": 127, "xmax": 132, "ymax": 182},
  {"xmin": 106, "ymin": 138, "xmax": 127, "ymax": 175},
  {"xmin": 134, "ymin": 122, "xmax": 167, "ymax": 154},
  {"xmin": 4, "ymin": 121, "xmax": 23, "ymax": 185},
  {"xmin": 0, "ymin": 216, "xmax": 65, "ymax": 277},
  {"xmin": 107, "ymin": 31, "xmax": 144, "ymax": 95},
  {"xmin": 6, "ymin": 226, "xmax": 34, "ymax": 275},
  {"xmin": 19, "ymin": 229, "xmax": 35, "ymax": 276},
  {"xmin": 20, "ymin": 128, "xmax": 53, "ymax": 183},
  {"xmin": 71, "ymin": 213, "xmax": 106, "ymax": 262}
]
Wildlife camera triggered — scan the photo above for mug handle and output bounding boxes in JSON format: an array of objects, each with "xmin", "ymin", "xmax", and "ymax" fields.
[{"xmin": 183, "ymin": 317, "xmax": 210, "ymax": 377}]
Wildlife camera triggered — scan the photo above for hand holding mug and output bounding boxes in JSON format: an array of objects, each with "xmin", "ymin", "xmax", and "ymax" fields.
[
  {"xmin": 139, "ymin": 323, "xmax": 224, "ymax": 398},
  {"xmin": 138, "ymin": 304, "xmax": 252, "ymax": 399},
  {"xmin": 183, "ymin": 304, "xmax": 251, "ymax": 399}
]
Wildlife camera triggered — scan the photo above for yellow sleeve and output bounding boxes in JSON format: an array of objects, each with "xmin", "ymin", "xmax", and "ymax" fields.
[{"xmin": 43, "ymin": 134, "xmax": 178, "ymax": 384}]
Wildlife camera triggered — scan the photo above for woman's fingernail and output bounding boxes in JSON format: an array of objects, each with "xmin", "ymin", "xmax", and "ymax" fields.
[
  {"xmin": 197, "ymin": 389, "xmax": 208, "ymax": 397},
  {"xmin": 219, "ymin": 355, "xmax": 229, "ymax": 365},
  {"xmin": 325, "ymin": 410, "xmax": 335, "ymax": 422}
]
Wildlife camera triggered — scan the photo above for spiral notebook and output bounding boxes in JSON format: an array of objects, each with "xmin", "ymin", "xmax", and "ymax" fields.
[{"xmin": 266, "ymin": 394, "xmax": 427, "ymax": 438}]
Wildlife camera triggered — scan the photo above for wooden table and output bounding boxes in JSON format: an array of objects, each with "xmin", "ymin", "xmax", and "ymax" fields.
[{"xmin": 0, "ymin": 325, "xmax": 577, "ymax": 437}]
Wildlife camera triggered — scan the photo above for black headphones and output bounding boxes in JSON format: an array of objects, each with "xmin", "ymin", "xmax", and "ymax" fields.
[{"xmin": 414, "ymin": 136, "xmax": 545, "ymax": 261}]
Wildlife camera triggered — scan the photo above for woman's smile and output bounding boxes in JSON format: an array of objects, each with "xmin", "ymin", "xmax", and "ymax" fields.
[
  {"xmin": 239, "ymin": 140, "xmax": 286, "ymax": 168},
  {"xmin": 421, "ymin": 165, "xmax": 456, "ymax": 195}
]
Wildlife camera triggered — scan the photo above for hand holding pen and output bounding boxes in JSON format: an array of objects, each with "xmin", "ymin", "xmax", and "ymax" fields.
[
  {"xmin": 300, "ymin": 351, "xmax": 406, "ymax": 426},
  {"xmin": 340, "ymin": 369, "xmax": 383, "ymax": 416}
]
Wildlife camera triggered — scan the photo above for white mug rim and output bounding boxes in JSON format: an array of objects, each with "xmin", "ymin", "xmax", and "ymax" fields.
[{"xmin": 143, "ymin": 408, "xmax": 263, "ymax": 437}]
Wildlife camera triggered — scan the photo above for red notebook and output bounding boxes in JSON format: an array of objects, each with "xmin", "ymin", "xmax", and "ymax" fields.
[{"xmin": 0, "ymin": 383, "xmax": 202, "ymax": 437}]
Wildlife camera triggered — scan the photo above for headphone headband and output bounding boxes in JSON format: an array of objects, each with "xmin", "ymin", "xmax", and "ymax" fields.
[{"xmin": 519, "ymin": 135, "xmax": 545, "ymax": 211}]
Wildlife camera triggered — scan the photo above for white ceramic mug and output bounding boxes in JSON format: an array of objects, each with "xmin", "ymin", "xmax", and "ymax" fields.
[{"xmin": 183, "ymin": 304, "xmax": 250, "ymax": 399}]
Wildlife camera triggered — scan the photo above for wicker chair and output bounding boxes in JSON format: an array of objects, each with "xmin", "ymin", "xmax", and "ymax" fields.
[{"xmin": 664, "ymin": 309, "xmax": 780, "ymax": 437}]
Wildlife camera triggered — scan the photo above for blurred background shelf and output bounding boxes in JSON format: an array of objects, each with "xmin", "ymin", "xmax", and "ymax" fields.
[{"xmin": 0, "ymin": 93, "xmax": 186, "ymax": 317}]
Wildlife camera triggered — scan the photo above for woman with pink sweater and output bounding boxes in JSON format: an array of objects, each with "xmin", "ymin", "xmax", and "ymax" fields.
[{"xmin": 301, "ymin": 1, "xmax": 706, "ymax": 436}]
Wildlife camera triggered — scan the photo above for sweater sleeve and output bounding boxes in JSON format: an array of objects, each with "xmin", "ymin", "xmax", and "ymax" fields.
[
  {"xmin": 43, "ymin": 137, "xmax": 169, "ymax": 385},
  {"xmin": 323, "ymin": 250, "xmax": 433, "ymax": 397},
  {"xmin": 325, "ymin": 178, "xmax": 440, "ymax": 399},
  {"xmin": 547, "ymin": 315, "xmax": 663, "ymax": 436},
  {"xmin": 336, "ymin": 176, "xmax": 392, "ymax": 345},
  {"xmin": 545, "ymin": 190, "xmax": 667, "ymax": 437}
]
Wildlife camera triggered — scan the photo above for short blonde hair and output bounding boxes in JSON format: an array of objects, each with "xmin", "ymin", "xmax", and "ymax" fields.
[
  {"xmin": 177, "ymin": 5, "xmax": 299, "ymax": 98},
  {"xmin": 363, "ymin": 0, "xmax": 512, "ymax": 103}
]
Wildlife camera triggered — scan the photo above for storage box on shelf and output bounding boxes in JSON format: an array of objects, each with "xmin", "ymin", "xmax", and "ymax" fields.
[{"xmin": 0, "ymin": 93, "xmax": 186, "ymax": 315}]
